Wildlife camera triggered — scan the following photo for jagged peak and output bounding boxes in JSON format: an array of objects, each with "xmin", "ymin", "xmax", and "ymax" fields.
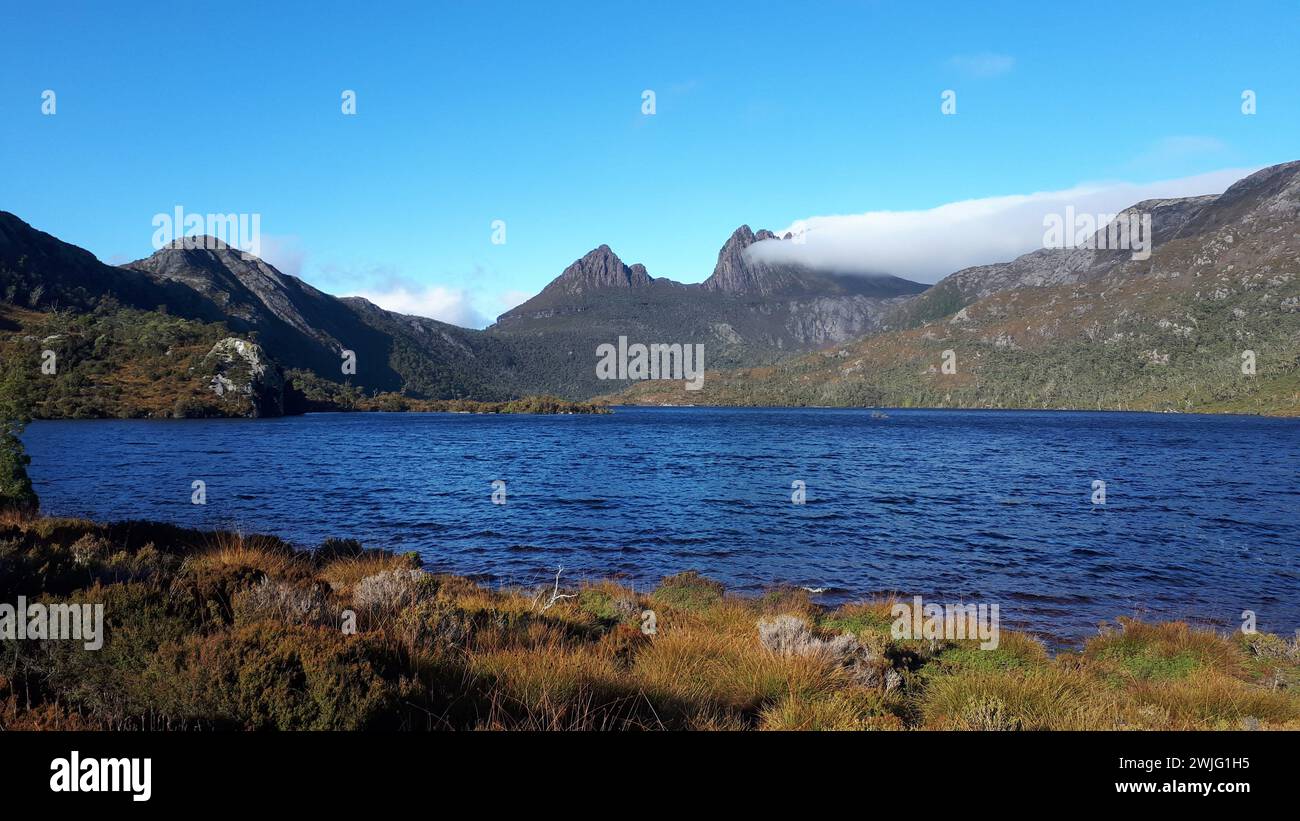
[
  {"xmin": 544, "ymin": 244, "xmax": 653, "ymax": 294},
  {"xmin": 703, "ymin": 225, "xmax": 790, "ymax": 294},
  {"xmin": 719, "ymin": 224, "xmax": 778, "ymax": 250}
]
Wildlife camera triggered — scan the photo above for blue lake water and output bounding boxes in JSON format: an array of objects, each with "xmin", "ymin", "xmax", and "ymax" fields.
[{"xmin": 21, "ymin": 407, "xmax": 1300, "ymax": 644}]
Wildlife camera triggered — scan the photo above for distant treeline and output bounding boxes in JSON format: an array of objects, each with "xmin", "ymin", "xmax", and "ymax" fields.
[{"xmin": 285, "ymin": 370, "xmax": 610, "ymax": 415}]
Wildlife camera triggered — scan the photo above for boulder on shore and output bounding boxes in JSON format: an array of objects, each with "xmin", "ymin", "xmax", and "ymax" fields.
[{"xmin": 199, "ymin": 337, "xmax": 285, "ymax": 418}]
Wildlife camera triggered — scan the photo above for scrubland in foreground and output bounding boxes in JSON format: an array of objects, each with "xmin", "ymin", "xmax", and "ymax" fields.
[{"xmin": 1, "ymin": 513, "xmax": 1297, "ymax": 731}]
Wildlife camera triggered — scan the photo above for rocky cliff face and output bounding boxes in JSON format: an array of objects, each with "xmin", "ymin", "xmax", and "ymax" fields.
[
  {"xmin": 130, "ymin": 239, "xmax": 333, "ymax": 343},
  {"xmin": 780, "ymin": 293, "xmax": 917, "ymax": 345},
  {"xmin": 539, "ymin": 245, "xmax": 654, "ymax": 296},
  {"xmin": 200, "ymin": 337, "xmax": 286, "ymax": 418},
  {"xmin": 702, "ymin": 226, "xmax": 791, "ymax": 295},
  {"xmin": 702, "ymin": 224, "xmax": 927, "ymax": 300}
]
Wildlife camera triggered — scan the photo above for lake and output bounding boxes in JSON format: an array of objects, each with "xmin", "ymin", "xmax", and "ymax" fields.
[{"xmin": 21, "ymin": 407, "xmax": 1300, "ymax": 644}]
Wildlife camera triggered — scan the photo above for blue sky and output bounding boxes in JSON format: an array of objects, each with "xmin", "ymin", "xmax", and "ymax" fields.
[{"xmin": 2, "ymin": 1, "xmax": 1297, "ymax": 326}]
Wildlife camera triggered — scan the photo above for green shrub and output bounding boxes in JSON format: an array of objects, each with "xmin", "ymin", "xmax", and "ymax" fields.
[
  {"xmin": 0, "ymin": 433, "xmax": 36, "ymax": 512},
  {"xmin": 141, "ymin": 622, "xmax": 412, "ymax": 730},
  {"xmin": 653, "ymin": 571, "xmax": 724, "ymax": 611}
]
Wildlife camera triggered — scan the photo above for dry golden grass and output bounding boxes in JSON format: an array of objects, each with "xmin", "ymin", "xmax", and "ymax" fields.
[
  {"xmin": 759, "ymin": 691, "xmax": 903, "ymax": 731},
  {"xmin": 304, "ymin": 571, "xmax": 1300, "ymax": 731},
  {"xmin": 470, "ymin": 641, "xmax": 639, "ymax": 730},
  {"xmin": 631, "ymin": 615, "xmax": 846, "ymax": 720},
  {"xmin": 320, "ymin": 552, "xmax": 419, "ymax": 596},
  {"xmin": 6, "ymin": 512, "xmax": 1299, "ymax": 732},
  {"xmin": 1124, "ymin": 671, "xmax": 1300, "ymax": 729},
  {"xmin": 472, "ymin": 640, "xmax": 620, "ymax": 701},
  {"xmin": 919, "ymin": 620, "xmax": 1300, "ymax": 731},
  {"xmin": 921, "ymin": 666, "xmax": 1120, "ymax": 730},
  {"xmin": 181, "ymin": 531, "xmax": 304, "ymax": 581},
  {"xmin": 1084, "ymin": 618, "xmax": 1244, "ymax": 681},
  {"xmin": 0, "ymin": 507, "xmax": 42, "ymax": 527},
  {"xmin": 755, "ymin": 586, "xmax": 821, "ymax": 619}
]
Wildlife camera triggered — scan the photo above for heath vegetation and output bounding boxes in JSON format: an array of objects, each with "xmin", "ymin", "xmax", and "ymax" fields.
[{"xmin": 2, "ymin": 513, "xmax": 1296, "ymax": 731}]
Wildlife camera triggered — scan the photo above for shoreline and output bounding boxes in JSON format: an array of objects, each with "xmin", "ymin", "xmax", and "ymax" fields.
[
  {"xmin": 25, "ymin": 403, "xmax": 1300, "ymax": 422},
  {"xmin": 607, "ymin": 400, "xmax": 1300, "ymax": 419},
  {"xmin": 7, "ymin": 509, "xmax": 1256, "ymax": 652},
  {"xmin": 3, "ymin": 514, "xmax": 1296, "ymax": 731}
]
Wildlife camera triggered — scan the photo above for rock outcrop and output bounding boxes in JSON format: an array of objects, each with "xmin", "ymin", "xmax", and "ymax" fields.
[{"xmin": 200, "ymin": 337, "xmax": 285, "ymax": 417}]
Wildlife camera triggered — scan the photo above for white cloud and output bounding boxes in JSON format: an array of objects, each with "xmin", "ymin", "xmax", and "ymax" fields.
[
  {"xmin": 948, "ymin": 52, "xmax": 1015, "ymax": 78},
  {"xmin": 309, "ymin": 260, "xmax": 492, "ymax": 328},
  {"xmin": 258, "ymin": 234, "xmax": 306, "ymax": 276},
  {"xmin": 1127, "ymin": 135, "xmax": 1228, "ymax": 170},
  {"xmin": 748, "ymin": 167, "xmax": 1256, "ymax": 283},
  {"xmin": 346, "ymin": 283, "xmax": 487, "ymax": 328},
  {"xmin": 496, "ymin": 289, "xmax": 533, "ymax": 312}
]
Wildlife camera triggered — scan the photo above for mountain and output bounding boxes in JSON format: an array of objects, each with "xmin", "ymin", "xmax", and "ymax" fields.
[
  {"xmin": 702, "ymin": 226, "xmax": 791, "ymax": 294},
  {"xmin": 125, "ymin": 238, "xmax": 400, "ymax": 385},
  {"xmin": 488, "ymin": 225, "xmax": 927, "ymax": 396},
  {"xmin": 333, "ymin": 296, "xmax": 518, "ymax": 400},
  {"xmin": 699, "ymin": 225, "xmax": 922, "ymax": 300},
  {"xmin": 884, "ymin": 192, "xmax": 1229, "ymax": 329},
  {"xmin": 0, "ymin": 219, "xmax": 524, "ymax": 401},
  {"xmin": 540, "ymin": 245, "xmax": 655, "ymax": 295},
  {"xmin": 610, "ymin": 161, "xmax": 1300, "ymax": 416},
  {"xmin": 124, "ymin": 238, "xmax": 524, "ymax": 398},
  {"xmin": 6, "ymin": 160, "xmax": 1298, "ymax": 414},
  {"xmin": 2, "ymin": 214, "xmax": 926, "ymax": 404},
  {"xmin": 0, "ymin": 212, "xmax": 222, "ymax": 320}
]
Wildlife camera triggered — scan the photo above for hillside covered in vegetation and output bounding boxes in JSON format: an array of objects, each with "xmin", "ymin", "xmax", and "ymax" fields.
[
  {"xmin": 2, "ymin": 514, "xmax": 1296, "ymax": 731},
  {"xmin": 0, "ymin": 301, "xmax": 272, "ymax": 420},
  {"xmin": 0, "ymin": 302, "xmax": 608, "ymax": 420},
  {"xmin": 610, "ymin": 256, "xmax": 1300, "ymax": 415}
]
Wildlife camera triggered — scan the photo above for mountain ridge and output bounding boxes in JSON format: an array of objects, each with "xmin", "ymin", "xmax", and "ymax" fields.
[
  {"xmin": 610, "ymin": 161, "xmax": 1300, "ymax": 415},
  {"xmin": 4, "ymin": 159, "xmax": 1298, "ymax": 412}
]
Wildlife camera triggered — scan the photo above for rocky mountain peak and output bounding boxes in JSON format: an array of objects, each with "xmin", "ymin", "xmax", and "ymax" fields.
[
  {"xmin": 544, "ymin": 244, "xmax": 654, "ymax": 295},
  {"xmin": 703, "ymin": 225, "xmax": 794, "ymax": 295},
  {"xmin": 132, "ymin": 236, "xmax": 281, "ymax": 282},
  {"xmin": 1175, "ymin": 159, "xmax": 1300, "ymax": 238},
  {"xmin": 126, "ymin": 235, "xmax": 334, "ymax": 349}
]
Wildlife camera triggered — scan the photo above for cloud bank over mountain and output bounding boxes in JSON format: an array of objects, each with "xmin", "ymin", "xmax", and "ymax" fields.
[
  {"xmin": 345, "ymin": 282, "xmax": 487, "ymax": 328},
  {"xmin": 747, "ymin": 167, "xmax": 1258, "ymax": 282}
]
